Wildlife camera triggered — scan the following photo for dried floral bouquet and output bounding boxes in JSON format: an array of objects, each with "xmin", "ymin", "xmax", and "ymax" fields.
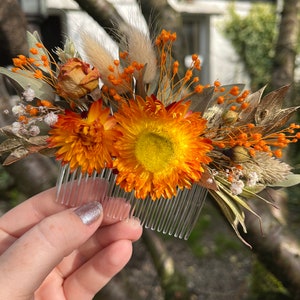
[{"xmin": 0, "ymin": 27, "xmax": 300, "ymax": 245}]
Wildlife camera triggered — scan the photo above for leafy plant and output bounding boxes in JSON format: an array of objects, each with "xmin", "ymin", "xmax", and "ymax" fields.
[{"xmin": 223, "ymin": 3, "xmax": 277, "ymax": 90}]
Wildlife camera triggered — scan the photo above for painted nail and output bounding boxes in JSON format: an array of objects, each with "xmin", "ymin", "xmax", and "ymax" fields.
[{"xmin": 74, "ymin": 201, "xmax": 103, "ymax": 225}]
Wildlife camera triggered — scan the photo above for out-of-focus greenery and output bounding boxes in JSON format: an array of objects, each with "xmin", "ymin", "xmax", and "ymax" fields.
[
  {"xmin": 220, "ymin": 6, "xmax": 300, "ymax": 298},
  {"xmin": 223, "ymin": 1, "xmax": 300, "ymax": 221},
  {"xmin": 223, "ymin": 3, "xmax": 300, "ymax": 92},
  {"xmin": 188, "ymin": 201, "xmax": 244, "ymax": 258},
  {"xmin": 222, "ymin": 3, "xmax": 277, "ymax": 90},
  {"xmin": 250, "ymin": 260, "xmax": 291, "ymax": 300},
  {"xmin": 0, "ymin": 165, "xmax": 25, "ymax": 212}
]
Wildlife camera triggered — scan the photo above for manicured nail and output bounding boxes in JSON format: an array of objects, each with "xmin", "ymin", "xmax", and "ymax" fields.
[
  {"xmin": 124, "ymin": 217, "xmax": 142, "ymax": 227},
  {"xmin": 74, "ymin": 201, "xmax": 102, "ymax": 225}
]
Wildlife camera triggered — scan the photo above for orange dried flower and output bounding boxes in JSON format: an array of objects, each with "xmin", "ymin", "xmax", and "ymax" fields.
[{"xmin": 55, "ymin": 58, "xmax": 100, "ymax": 100}]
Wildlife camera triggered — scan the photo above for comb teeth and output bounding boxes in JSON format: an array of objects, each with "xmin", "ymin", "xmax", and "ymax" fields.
[{"xmin": 56, "ymin": 165, "xmax": 207, "ymax": 240}]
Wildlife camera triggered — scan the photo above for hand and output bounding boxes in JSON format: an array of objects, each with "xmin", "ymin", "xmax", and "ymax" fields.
[{"xmin": 0, "ymin": 182, "xmax": 143, "ymax": 300}]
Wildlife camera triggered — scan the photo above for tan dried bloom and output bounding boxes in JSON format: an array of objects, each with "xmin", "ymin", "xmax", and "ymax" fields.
[
  {"xmin": 124, "ymin": 25, "xmax": 157, "ymax": 83},
  {"xmin": 241, "ymin": 151, "xmax": 292, "ymax": 185},
  {"xmin": 55, "ymin": 58, "xmax": 100, "ymax": 100}
]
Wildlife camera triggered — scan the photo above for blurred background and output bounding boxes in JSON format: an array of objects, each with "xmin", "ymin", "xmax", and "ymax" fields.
[{"xmin": 0, "ymin": 0, "xmax": 300, "ymax": 299}]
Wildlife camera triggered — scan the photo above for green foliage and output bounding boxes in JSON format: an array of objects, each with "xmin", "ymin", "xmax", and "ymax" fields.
[
  {"xmin": 188, "ymin": 203, "xmax": 244, "ymax": 258},
  {"xmin": 250, "ymin": 260, "xmax": 291, "ymax": 300},
  {"xmin": 213, "ymin": 233, "xmax": 241, "ymax": 257},
  {"xmin": 188, "ymin": 213, "xmax": 211, "ymax": 257},
  {"xmin": 223, "ymin": 3, "xmax": 277, "ymax": 90},
  {"xmin": 0, "ymin": 165, "xmax": 25, "ymax": 210},
  {"xmin": 0, "ymin": 165, "xmax": 13, "ymax": 190}
]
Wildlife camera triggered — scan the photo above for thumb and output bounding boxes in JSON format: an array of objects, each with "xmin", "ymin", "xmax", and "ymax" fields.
[{"xmin": 0, "ymin": 201, "xmax": 103, "ymax": 299}]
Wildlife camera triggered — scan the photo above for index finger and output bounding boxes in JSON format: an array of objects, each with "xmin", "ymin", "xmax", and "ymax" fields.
[
  {"xmin": 0, "ymin": 186, "xmax": 63, "ymax": 237},
  {"xmin": 0, "ymin": 179, "xmax": 130, "ymax": 237}
]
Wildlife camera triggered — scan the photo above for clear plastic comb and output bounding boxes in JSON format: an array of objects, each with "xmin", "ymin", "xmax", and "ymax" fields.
[{"xmin": 56, "ymin": 164, "xmax": 207, "ymax": 240}]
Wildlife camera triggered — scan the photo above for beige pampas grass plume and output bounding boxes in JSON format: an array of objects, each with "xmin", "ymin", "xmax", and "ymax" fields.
[
  {"xmin": 122, "ymin": 25, "xmax": 157, "ymax": 84},
  {"xmin": 80, "ymin": 31, "xmax": 131, "ymax": 94}
]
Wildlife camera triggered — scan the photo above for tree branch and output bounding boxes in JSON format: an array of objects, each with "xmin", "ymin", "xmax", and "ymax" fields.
[
  {"xmin": 243, "ymin": 193, "xmax": 300, "ymax": 298},
  {"xmin": 72, "ymin": 0, "xmax": 130, "ymax": 43},
  {"xmin": 140, "ymin": 0, "xmax": 187, "ymax": 67},
  {"xmin": 271, "ymin": 0, "xmax": 300, "ymax": 104},
  {"xmin": 142, "ymin": 230, "xmax": 192, "ymax": 300},
  {"xmin": 0, "ymin": 0, "xmax": 28, "ymax": 65}
]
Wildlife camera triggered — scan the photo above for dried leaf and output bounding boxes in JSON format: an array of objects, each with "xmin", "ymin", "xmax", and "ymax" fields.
[
  {"xmin": 39, "ymin": 147, "xmax": 56, "ymax": 157},
  {"xmin": 3, "ymin": 147, "xmax": 29, "ymax": 165},
  {"xmin": 189, "ymin": 86, "xmax": 215, "ymax": 113},
  {"xmin": 263, "ymin": 106, "xmax": 299, "ymax": 134},
  {"xmin": 27, "ymin": 135, "xmax": 49, "ymax": 146},
  {"xmin": 0, "ymin": 131, "xmax": 51, "ymax": 163},
  {"xmin": 0, "ymin": 138, "xmax": 22, "ymax": 154},
  {"xmin": 255, "ymin": 85, "xmax": 290, "ymax": 125},
  {"xmin": 237, "ymin": 85, "xmax": 266, "ymax": 125},
  {"xmin": 208, "ymin": 175, "xmax": 279, "ymax": 247},
  {"xmin": 204, "ymin": 84, "xmax": 245, "ymax": 128},
  {"xmin": 198, "ymin": 167, "xmax": 218, "ymax": 190},
  {"xmin": 209, "ymin": 188, "xmax": 252, "ymax": 248},
  {"xmin": 0, "ymin": 125, "xmax": 24, "ymax": 138}
]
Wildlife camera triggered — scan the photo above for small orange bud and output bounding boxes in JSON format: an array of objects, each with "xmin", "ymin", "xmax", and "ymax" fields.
[
  {"xmin": 30, "ymin": 48, "xmax": 38, "ymax": 55},
  {"xmin": 214, "ymin": 80, "xmax": 221, "ymax": 87},
  {"xmin": 241, "ymin": 102, "xmax": 249, "ymax": 110},
  {"xmin": 217, "ymin": 96, "xmax": 224, "ymax": 104},
  {"xmin": 40, "ymin": 100, "xmax": 53, "ymax": 107},
  {"xmin": 18, "ymin": 115, "xmax": 28, "ymax": 124},
  {"xmin": 29, "ymin": 108, "xmax": 39, "ymax": 116},
  {"xmin": 230, "ymin": 86, "xmax": 240, "ymax": 96},
  {"xmin": 194, "ymin": 85, "xmax": 204, "ymax": 93},
  {"xmin": 274, "ymin": 149, "xmax": 282, "ymax": 158},
  {"xmin": 34, "ymin": 70, "xmax": 43, "ymax": 79}
]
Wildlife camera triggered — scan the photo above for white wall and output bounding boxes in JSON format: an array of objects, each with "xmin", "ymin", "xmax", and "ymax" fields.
[
  {"xmin": 46, "ymin": 0, "xmax": 252, "ymax": 86},
  {"xmin": 210, "ymin": 9, "xmax": 251, "ymax": 86}
]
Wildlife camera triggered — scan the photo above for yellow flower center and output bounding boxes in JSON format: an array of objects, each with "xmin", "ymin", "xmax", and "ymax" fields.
[{"xmin": 135, "ymin": 131, "xmax": 174, "ymax": 173}]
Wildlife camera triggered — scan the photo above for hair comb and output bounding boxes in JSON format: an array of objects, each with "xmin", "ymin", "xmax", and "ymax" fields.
[
  {"xmin": 2, "ymin": 28, "xmax": 300, "ymax": 245},
  {"xmin": 56, "ymin": 164, "xmax": 208, "ymax": 240},
  {"xmin": 51, "ymin": 27, "xmax": 214, "ymax": 240}
]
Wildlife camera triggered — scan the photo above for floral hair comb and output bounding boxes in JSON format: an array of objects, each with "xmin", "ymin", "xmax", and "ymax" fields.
[{"xmin": 1, "ymin": 28, "xmax": 300, "ymax": 244}]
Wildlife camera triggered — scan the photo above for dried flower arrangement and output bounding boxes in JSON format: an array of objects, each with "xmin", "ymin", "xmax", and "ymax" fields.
[{"xmin": 0, "ymin": 28, "xmax": 299, "ymax": 245}]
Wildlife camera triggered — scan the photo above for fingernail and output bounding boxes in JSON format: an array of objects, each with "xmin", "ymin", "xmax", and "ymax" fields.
[
  {"xmin": 74, "ymin": 201, "xmax": 103, "ymax": 225},
  {"xmin": 125, "ymin": 217, "xmax": 142, "ymax": 227}
]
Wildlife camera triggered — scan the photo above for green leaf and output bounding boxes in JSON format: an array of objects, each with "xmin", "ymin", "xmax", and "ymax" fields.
[
  {"xmin": 208, "ymin": 176, "xmax": 277, "ymax": 247},
  {"xmin": 216, "ymin": 175, "xmax": 274, "ymax": 206},
  {"xmin": 270, "ymin": 174, "xmax": 300, "ymax": 188},
  {"xmin": 0, "ymin": 67, "xmax": 55, "ymax": 100},
  {"xmin": 209, "ymin": 188, "xmax": 253, "ymax": 248}
]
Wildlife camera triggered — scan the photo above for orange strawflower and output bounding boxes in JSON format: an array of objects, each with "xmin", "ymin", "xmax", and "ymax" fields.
[
  {"xmin": 113, "ymin": 95, "xmax": 212, "ymax": 200},
  {"xmin": 48, "ymin": 100, "xmax": 119, "ymax": 175}
]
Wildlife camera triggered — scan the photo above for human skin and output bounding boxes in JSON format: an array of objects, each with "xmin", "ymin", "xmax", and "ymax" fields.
[{"xmin": 0, "ymin": 183, "xmax": 143, "ymax": 300}]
